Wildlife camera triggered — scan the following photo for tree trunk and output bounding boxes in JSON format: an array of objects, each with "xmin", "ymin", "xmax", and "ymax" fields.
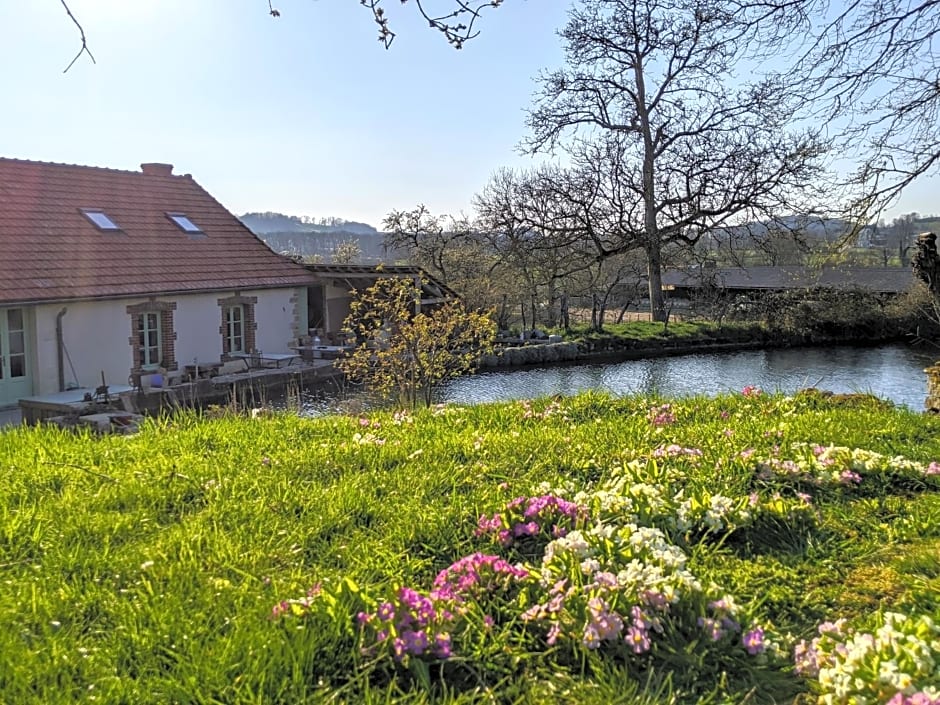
[
  {"xmin": 591, "ymin": 292, "xmax": 600, "ymax": 331},
  {"xmin": 546, "ymin": 280, "xmax": 557, "ymax": 327},
  {"xmin": 634, "ymin": 52, "xmax": 666, "ymax": 323},
  {"xmin": 560, "ymin": 292, "xmax": 570, "ymax": 331},
  {"xmin": 497, "ymin": 294, "xmax": 510, "ymax": 330},
  {"xmin": 647, "ymin": 241, "xmax": 667, "ymax": 323},
  {"xmin": 616, "ymin": 303, "xmax": 630, "ymax": 324}
]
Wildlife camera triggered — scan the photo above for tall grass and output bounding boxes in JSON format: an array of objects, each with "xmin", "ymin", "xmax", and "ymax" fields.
[{"xmin": 0, "ymin": 391, "xmax": 938, "ymax": 703}]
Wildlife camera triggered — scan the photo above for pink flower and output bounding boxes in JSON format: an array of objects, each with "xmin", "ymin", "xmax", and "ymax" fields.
[
  {"xmin": 742, "ymin": 385, "xmax": 762, "ymax": 397},
  {"xmin": 793, "ymin": 639, "xmax": 820, "ymax": 676},
  {"xmin": 647, "ymin": 404, "xmax": 676, "ymax": 426},
  {"xmin": 626, "ymin": 625, "xmax": 651, "ymax": 653},
  {"xmin": 839, "ymin": 469, "xmax": 862, "ymax": 485},
  {"xmin": 742, "ymin": 627, "xmax": 765, "ymax": 655},
  {"xmin": 926, "ymin": 461, "xmax": 940, "ymax": 476},
  {"xmin": 432, "ymin": 633, "xmax": 452, "ymax": 659}
]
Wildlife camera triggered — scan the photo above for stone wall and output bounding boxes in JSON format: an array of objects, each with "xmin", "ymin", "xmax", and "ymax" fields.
[
  {"xmin": 926, "ymin": 363, "xmax": 940, "ymax": 412},
  {"xmin": 479, "ymin": 342, "xmax": 582, "ymax": 368}
]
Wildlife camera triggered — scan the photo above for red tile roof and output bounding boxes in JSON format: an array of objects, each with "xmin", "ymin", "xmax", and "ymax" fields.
[{"xmin": 0, "ymin": 158, "xmax": 313, "ymax": 304}]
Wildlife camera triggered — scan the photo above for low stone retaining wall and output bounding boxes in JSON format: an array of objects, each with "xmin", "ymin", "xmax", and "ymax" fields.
[
  {"xmin": 926, "ymin": 363, "xmax": 940, "ymax": 412},
  {"xmin": 479, "ymin": 342, "xmax": 581, "ymax": 368}
]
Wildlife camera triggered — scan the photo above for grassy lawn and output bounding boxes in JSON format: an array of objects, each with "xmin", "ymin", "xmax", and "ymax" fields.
[{"xmin": 1, "ymin": 391, "xmax": 938, "ymax": 704}]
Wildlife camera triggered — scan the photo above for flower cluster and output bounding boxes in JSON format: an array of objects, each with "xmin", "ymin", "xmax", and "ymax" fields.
[
  {"xmin": 392, "ymin": 409, "xmax": 413, "ymax": 425},
  {"xmin": 476, "ymin": 494, "xmax": 585, "ymax": 547},
  {"xmin": 795, "ymin": 612, "xmax": 940, "ymax": 704},
  {"xmin": 753, "ymin": 444, "xmax": 940, "ymax": 489},
  {"xmin": 270, "ymin": 583, "xmax": 322, "ymax": 619},
  {"xmin": 742, "ymin": 385, "xmax": 763, "ymax": 397},
  {"xmin": 357, "ymin": 586, "xmax": 456, "ymax": 661},
  {"xmin": 354, "ymin": 554, "xmax": 530, "ymax": 664},
  {"xmin": 545, "ymin": 465, "xmax": 815, "ymax": 540},
  {"xmin": 518, "ymin": 399, "xmax": 569, "ymax": 421},
  {"xmin": 651, "ymin": 444, "xmax": 704, "ymax": 460},
  {"xmin": 430, "ymin": 552, "xmax": 530, "ymax": 602},
  {"xmin": 676, "ymin": 492, "xmax": 753, "ymax": 533},
  {"xmin": 647, "ymin": 403, "xmax": 676, "ymax": 426},
  {"xmin": 522, "ymin": 522, "xmax": 703, "ymax": 650},
  {"xmin": 698, "ymin": 596, "xmax": 741, "ymax": 642},
  {"xmin": 352, "ymin": 432, "xmax": 386, "ymax": 446}
]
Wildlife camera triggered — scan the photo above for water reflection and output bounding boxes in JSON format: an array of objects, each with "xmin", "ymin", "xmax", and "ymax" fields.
[
  {"xmin": 292, "ymin": 343, "xmax": 938, "ymax": 415},
  {"xmin": 438, "ymin": 343, "xmax": 937, "ymax": 411}
]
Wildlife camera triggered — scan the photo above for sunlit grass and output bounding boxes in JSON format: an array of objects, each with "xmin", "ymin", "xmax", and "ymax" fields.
[
  {"xmin": 564, "ymin": 320, "xmax": 755, "ymax": 342},
  {"xmin": 0, "ymin": 391, "xmax": 938, "ymax": 703}
]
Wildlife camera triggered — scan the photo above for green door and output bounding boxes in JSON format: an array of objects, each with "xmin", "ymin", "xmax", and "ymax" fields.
[{"xmin": 0, "ymin": 308, "xmax": 32, "ymax": 406}]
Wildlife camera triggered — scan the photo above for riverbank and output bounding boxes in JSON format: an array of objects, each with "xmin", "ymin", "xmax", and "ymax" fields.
[{"xmin": 481, "ymin": 319, "xmax": 922, "ymax": 369}]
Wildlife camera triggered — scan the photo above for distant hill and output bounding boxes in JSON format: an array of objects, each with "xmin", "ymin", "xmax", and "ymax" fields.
[
  {"xmin": 238, "ymin": 212, "xmax": 392, "ymax": 262},
  {"xmin": 239, "ymin": 212, "xmax": 379, "ymax": 236}
]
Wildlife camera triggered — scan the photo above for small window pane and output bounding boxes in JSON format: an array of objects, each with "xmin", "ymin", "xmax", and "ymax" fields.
[
  {"xmin": 168, "ymin": 214, "xmax": 202, "ymax": 233},
  {"xmin": 82, "ymin": 210, "xmax": 121, "ymax": 231},
  {"xmin": 9, "ymin": 331, "xmax": 24, "ymax": 356},
  {"xmin": 10, "ymin": 356, "xmax": 25, "ymax": 378},
  {"xmin": 7, "ymin": 309, "xmax": 23, "ymax": 331}
]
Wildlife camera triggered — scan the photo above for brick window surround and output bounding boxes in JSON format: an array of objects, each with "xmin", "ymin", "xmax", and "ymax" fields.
[
  {"xmin": 127, "ymin": 300, "xmax": 178, "ymax": 373},
  {"xmin": 218, "ymin": 294, "xmax": 258, "ymax": 359}
]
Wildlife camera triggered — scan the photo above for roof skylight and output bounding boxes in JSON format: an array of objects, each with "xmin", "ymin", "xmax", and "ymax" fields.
[
  {"xmin": 81, "ymin": 209, "xmax": 121, "ymax": 231},
  {"xmin": 167, "ymin": 213, "xmax": 202, "ymax": 234}
]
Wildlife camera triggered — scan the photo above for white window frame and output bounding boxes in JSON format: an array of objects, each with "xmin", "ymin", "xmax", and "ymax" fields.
[
  {"xmin": 139, "ymin": 312, "xmax": 162, "ymax": 369},
  {"xmin": 224, "ymin": 305, "xmax": 245, "ymax": 354}
]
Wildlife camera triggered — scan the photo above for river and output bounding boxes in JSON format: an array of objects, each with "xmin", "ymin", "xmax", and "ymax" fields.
[{"xmin": 295, "ymin": 342, "xmax": 939, "ymax": 415}]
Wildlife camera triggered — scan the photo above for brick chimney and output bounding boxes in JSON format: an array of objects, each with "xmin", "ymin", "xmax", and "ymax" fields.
[{"xmin": 140, "ymin": 163, "xmax": 174, "ymax": 176}]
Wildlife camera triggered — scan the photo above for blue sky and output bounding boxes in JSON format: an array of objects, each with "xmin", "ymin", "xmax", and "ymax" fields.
[{"xmin": 0, "ymin": 0, "xmax": 933, "ymax": 228}]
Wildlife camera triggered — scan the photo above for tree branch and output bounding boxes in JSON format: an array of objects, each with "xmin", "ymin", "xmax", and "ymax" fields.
[{"xmin": 60, "ymin": 0, "xmax": 96, "ymax": 73}]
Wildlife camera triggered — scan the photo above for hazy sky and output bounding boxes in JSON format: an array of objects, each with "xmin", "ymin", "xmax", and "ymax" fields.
[{"xmin": 1, "ymin": 0, "xmax": 934, "ymax": 228}]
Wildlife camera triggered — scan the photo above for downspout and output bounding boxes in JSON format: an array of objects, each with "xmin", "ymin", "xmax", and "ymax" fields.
[{"xmin": 56, "ymin": 307, "xmax": 67, "ymax": 392}]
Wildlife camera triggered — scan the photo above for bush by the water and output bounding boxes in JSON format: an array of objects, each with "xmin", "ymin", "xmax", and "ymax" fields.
[{"xmin": 1, "ymin": 391, "xmax": 939, "ymax": 704}]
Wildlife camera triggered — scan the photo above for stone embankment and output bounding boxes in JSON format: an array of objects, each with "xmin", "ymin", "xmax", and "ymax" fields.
[
  {"xmin": 927, "ymin": 363, "xmax": 940, "ymax": 412},
  {"xmin": 479, "ymin": 342, "xmax": 581, "ymax": 368}
]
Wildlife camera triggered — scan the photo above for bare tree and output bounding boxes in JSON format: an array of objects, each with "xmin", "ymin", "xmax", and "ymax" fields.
[
  {"xmin": 523, "ymin": 0, "xmax": 829, "ymax": 322},
  {"xmin": 382, "ymin": 205, "xmax": 472, "ymax": 285},
  {"xmin": 799, "ymin": 0, "xmax": 940, "ymax": 216},
  {"xmin": 331, "ymin": 239, "xmax": 362, "ymax": 264},
  {"xmin": 361, "ymin": 0, "xmax": 506, "ymax": 49},
  {"xmin": 474, "ymin": 166, "xmax": 610, "ymax": 329},
  {"xmin": 58, "ymin": 0, "xmax": 505, "ymax": 71}
]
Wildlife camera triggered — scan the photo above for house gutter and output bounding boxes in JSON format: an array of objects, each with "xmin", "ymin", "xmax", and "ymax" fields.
[{"xmin": 56, "ymin": 307, "xmax": 67, "ymax": 392}]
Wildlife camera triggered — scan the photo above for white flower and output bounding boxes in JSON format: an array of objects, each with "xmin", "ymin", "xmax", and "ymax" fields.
[{"xmin": 580, "ymin": 559, "xmax": 600, "ymax": 575}]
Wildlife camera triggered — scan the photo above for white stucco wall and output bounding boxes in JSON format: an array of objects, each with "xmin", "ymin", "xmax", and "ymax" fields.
[{"xmin": 30, "ymin": 287, "xmax": 303, "ymax": 395}]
